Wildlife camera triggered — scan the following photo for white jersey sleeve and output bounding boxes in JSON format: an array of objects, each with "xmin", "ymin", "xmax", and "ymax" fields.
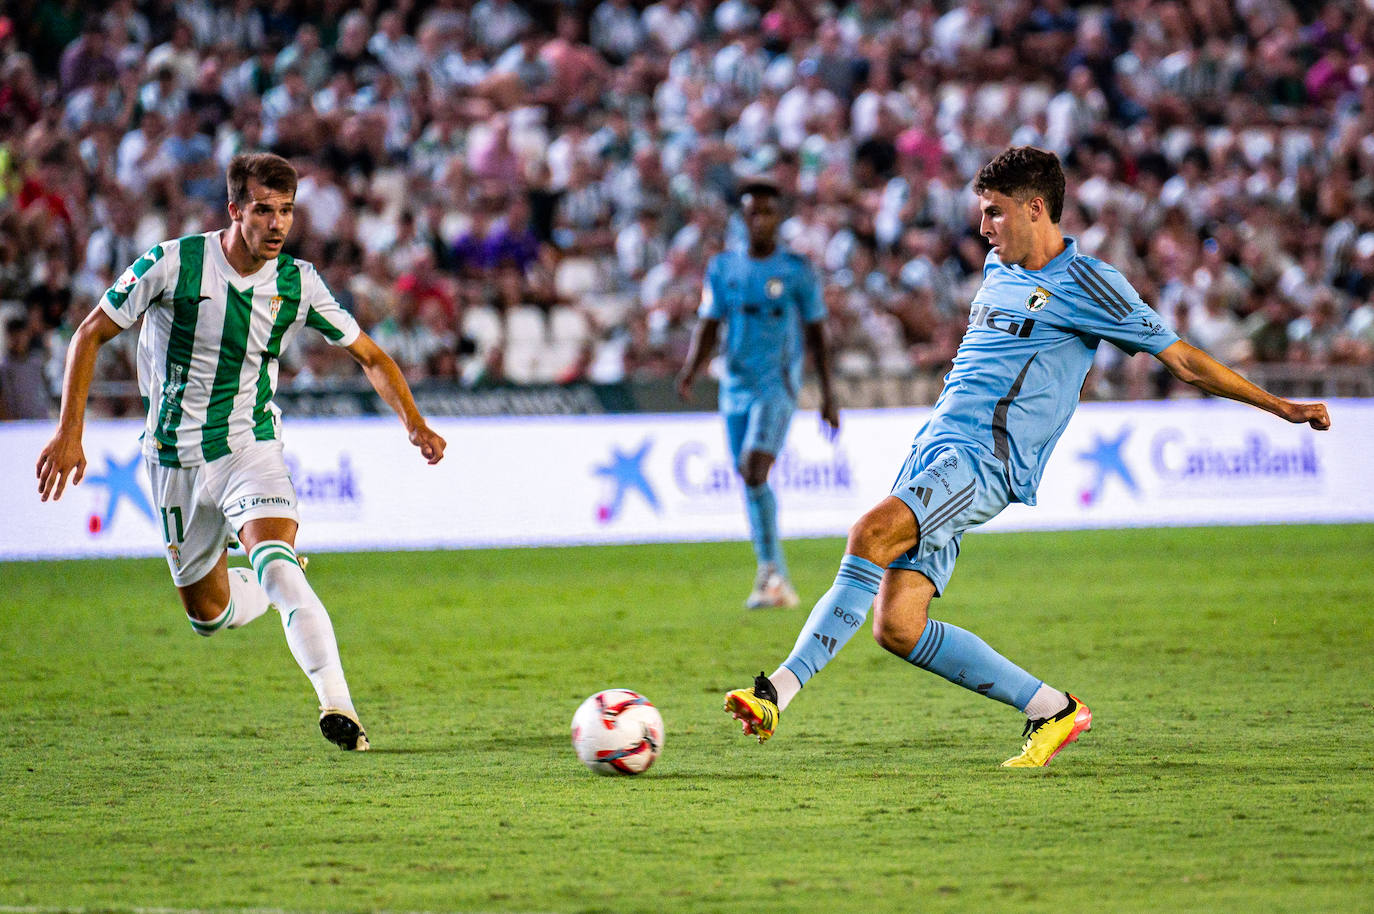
[
  {"xmin": 299, "ymin": 262, "xmax": 361, "ymax": 347},
  {"xmin": 98, "ymin": 240, "xmax": 179, "ymax": 329}
]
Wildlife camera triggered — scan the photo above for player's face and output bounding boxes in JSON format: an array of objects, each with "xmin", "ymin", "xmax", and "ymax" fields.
[
  {"xmin": 230, "ymin": 180, "xmax": 295, "ymax": 262},
  {"xmin": 742, "ymin": 193, "xmax": 783, "ymax": 247},
  {"xmin": 978, "ymin": 190, "xmax": 1034, "ymax": 266}
]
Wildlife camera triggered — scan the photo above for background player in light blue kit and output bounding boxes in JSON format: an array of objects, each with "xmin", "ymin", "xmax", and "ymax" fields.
[
  {"xmin": 678, "ymin": 180, "xmax": 839, "ymax": 609},
  {"xmin": 724, "ymin": 147, "xmax": 1331, "ymax": 766}
]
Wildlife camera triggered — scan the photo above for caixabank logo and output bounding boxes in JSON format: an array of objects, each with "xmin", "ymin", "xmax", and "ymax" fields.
[
  {"xmin": 1076, "ymin": 426, "xmax": 1138, "ymax": 507},
  {"xmin": 83, "ymin": 449, "xmax": 155, "ymax": 535},
  {"xmin": 1149, "ymin": 428, "xmax": 1321, "ymax": 489},
  {"xmin": 593, "ymin": 439, "xmax": 660, "ymax": 523},
  {"xmin": 592, "ymin": 434, "xmax": 855, "ymax": 525},
  {"xmin": 1077, "ymin": 423, "xmax": 1322, "ymax": 508},
  {"xmin": 284, "ymin": 451, "xmax": 362, "ymax": 517}
]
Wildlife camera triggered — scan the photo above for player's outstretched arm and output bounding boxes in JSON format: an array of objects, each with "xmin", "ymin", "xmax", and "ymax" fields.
[
  {"xmin": 676, "ymin": 317, "xmax": 720, "ymax": 403},
  {"xmin": 37, "ymin": 308, "xmax": 124, "ymax": 501},
  {"xmin": 344, "ymin": 332, "xmax": 446, "ymax": 464},
  {"xmin": 1154, "ymin": 340, "xmax": 1330, "ymax": 430}
]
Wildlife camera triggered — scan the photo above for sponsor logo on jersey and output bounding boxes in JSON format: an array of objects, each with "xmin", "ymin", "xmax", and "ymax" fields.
[
  {"xmin": 1026, "ymin": 286, "xmax": 1050, "ymax": 311},
  {"xmin": 765, "ymin": 278, "xmax": 784, "ymax": 299},
  {"xmin": 969, "ymin": 301, "xmax": 1036, "ymax": 338}
]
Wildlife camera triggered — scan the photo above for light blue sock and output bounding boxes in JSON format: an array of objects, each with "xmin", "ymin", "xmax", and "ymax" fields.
[
  {"xmin": 905, "ymin": 619, "xmax": 1042, "ymax": 711},
  {"xmin": 780, "ymin": 555, "xmax": 883, "ymax": 685},
  {"xmin": 745, "ymin": 482, "xmax": 786, "ymax": 576}
]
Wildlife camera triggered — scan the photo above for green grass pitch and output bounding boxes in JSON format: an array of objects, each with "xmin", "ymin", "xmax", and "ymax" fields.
[{"xmin": 2, "ymin": 524, "xmax": 1372, "ymax": 914}]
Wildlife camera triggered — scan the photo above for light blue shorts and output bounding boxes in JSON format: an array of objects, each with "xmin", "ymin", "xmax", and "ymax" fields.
[
  {"xmin": 724, "ymin": 394, "xmax": 795, "ymax": 465},
  {"xmin": 887, "ymin": 442, "xmax": 1012, "ymax": 596}
]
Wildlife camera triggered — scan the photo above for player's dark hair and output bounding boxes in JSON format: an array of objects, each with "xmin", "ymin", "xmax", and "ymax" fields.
[
  {"xmin": 226, "ymin": 153, "xmax": 297, "ymax": 207},
  {"xmin": 973, "ymin": 146, "xmax": 1066, "ymax": 223},
  {"xmin": 738, "ymin": 179, "xmax": 782, "ymax": 204}
]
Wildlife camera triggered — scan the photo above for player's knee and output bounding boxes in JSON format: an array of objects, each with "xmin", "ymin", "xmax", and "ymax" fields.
[
  {"xmin": 847, "ymin": 512, "xmax": 910, "ymax": 567},
  {"xmin": 872, "ymin": 612, "xmax": 924, "ymax": 658},
  {"xmin": 741, "ymin": 466, "xmax": 768, "ymax": 488}
]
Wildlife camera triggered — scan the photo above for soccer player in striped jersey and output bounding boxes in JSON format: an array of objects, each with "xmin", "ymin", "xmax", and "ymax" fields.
[
  {"xmin": 36, "ymin": 153, "xmax": 446, "ymax": 751},
  {"xmin": 724, "ymin": 147, "xmax": 1331, "ymax": 766},
  {"xmin": 678, "ymin": 179, "xmax": 839, "ymax": 610}
]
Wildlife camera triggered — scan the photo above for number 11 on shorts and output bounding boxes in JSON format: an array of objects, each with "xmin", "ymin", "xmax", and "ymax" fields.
[{"xmin": 161, "ymin": 506, "xmax": 184, "ymax": 544}]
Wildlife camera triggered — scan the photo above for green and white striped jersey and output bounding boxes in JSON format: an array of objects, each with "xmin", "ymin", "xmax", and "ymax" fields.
[{"xmin": 99, "ymin": 230, "xmax": 360, "ymax": 467}]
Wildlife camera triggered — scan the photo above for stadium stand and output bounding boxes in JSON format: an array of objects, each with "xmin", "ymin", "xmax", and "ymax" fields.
[{"xmin": 2, "ymin": 0, "xmax": 1373, "ymax": 420}]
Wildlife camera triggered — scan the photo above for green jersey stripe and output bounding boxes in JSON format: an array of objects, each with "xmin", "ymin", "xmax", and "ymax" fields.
[
  {"xmin": 154, "ymin": 235, "xmax": 206, "ymax": 468},
  {"xmin": 201, "ymin": 282, "xmax": 255, "ymax": 462},
  {"xmin": 306, "ymin": 304, "xmax": 346, "ymax": 341},
  {"xmin": 104, "ymin": 243, "xmax": 165, "ymax": 311},
  {"xmin": 254, "ymin": 257, "xmax": 303, "ymax": 441}
]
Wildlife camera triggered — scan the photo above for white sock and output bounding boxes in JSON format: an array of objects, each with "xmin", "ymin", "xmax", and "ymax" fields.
[
  {"xmin": 250, "ymin": 540, "xmax": 355, "ymax": 713},
  {"xmin": 768, "ymin": 666, "xmax": 803, "ymax": 712},
  {"xmin": 187, "ymin": 602, "xmax": 233, "ymax": 637},
  {"xmin": 226, "ymin": 566, "xmax": 273, "ymax": 628},
  {"xmin": 1022, "ymin": 683, "xmax": 1070, "ymax": 720}
]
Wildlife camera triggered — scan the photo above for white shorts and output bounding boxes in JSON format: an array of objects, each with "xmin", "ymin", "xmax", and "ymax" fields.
[{"xmin": 145, "ymin": 440, "xmax": 300, "ymax": 586}]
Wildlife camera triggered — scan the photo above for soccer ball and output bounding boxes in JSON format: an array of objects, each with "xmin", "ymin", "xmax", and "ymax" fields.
[{"xmin": 570, "ymin": 689, "xmax": 664, "ymax": 775}]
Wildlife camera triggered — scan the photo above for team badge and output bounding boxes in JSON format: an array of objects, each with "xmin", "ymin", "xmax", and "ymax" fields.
[
  {"xmin": 114, "ymin": 267, "xmax": 139, "ymax": 295},
  {"xmin": 269, "ymin": 295, "xmax": 283, "ymax": 318},
  {"xmin": 167, "ymin": 544, "xmax": 181, "ymax": 570},
  {"xmin": 765, "ymin": 278, "xmax": 784, "ymax": 299},
  {"xmin": 1026, "ymin": 287, "xmax": 1051, "ymax": 311}
]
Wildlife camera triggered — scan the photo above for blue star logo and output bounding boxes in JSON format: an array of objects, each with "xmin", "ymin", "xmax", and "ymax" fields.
[
  {"xmin": 85, "ymin": 450, "xmax": 155, "ymax": 534},
  {"xmin": 1077, "ymin": 426, "xmax": 1138, "ymax": 507},
  {"xmin": 593, "ymin": 439, "xmax": 660, "ymax": 523}
]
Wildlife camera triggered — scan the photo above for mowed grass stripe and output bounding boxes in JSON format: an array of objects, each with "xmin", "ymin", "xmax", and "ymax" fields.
[{"xmin": 1, "ymin": 525, "xmax": 1371, "ymax": 914}]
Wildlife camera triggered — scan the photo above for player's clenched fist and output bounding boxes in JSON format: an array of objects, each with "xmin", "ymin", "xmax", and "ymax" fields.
[
  {"xmin": 410, "ymin": 423, "xmax": 446, "ymax": 464},
  {"xmin": 1285, "ymin": 401, "xmax": 1330, "ymax": 430}
]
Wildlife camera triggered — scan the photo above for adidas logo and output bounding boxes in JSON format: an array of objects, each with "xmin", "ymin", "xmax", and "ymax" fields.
[
  {"xmin": 907, "ymin": 485, "xmax": 932, "ymax": 507},
  {"xmin": 813, "ymin": 633, "xmax": 838, "ymax": 655}
]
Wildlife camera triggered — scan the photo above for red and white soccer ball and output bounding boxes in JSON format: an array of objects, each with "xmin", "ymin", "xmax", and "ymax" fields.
[{"xmin": 570, "ymin": 689, "xmax": 664, "ymax": 775}]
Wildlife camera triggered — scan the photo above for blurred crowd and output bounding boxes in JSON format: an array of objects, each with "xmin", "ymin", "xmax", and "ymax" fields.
[{"xmin": 3, "ymin": 0, "xmax": 1374, "ymax": 419}]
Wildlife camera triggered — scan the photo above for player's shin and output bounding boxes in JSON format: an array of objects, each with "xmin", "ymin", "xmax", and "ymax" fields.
[
  {"xmin": 744, "ymin": 483, "xmax": 786, "ymax": 576},
  {"xmin": 904, "ymin": 619, "xmax": 1042, "ymax": 711},
  {"xmin": 776, "ymin": 554, "xmax": 883, "ymax": 710},
  {"xmin": 250, "ymin": 540, "xmax": 355, "ymax": 714}
]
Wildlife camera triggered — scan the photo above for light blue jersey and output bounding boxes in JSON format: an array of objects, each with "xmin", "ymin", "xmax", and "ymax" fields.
[
  {"xmin": 700, "ymin": 248, "xmax": 826, "ymax": 414},
  {"xmin": 916, "ymin": 238, "xmax": 1178, "ymax": 506}
]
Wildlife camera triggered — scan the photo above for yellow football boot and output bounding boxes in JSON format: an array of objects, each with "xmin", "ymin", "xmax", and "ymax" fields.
[
  {"xmin": 724, "ymin": 672, "xmax": 780, "ymax": 743},
  {"xmin": 1002, "ymin": 693, "xmax": 1091, "ymax": 767}
]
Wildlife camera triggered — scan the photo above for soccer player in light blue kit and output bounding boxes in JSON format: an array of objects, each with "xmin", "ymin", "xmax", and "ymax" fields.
[
  {"xmin": 678, "ymin": 180, "xmax": 840, "ymax": 609},
  {"xmin": 725, "ymin": 147, "xmax": 1331, "ymax": 766}
]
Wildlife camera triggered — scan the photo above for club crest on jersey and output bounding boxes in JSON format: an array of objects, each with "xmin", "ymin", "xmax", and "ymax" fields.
[
  {"xmin": 765, "ymin": 278, "xmax": 784, "ymax": 299},
  {"xmin": 167, "ymin": 544, "xmax": 181, "ymax": 570},
  {"xmin": 269, "ymin": 295, "xmax": 283, "ymax": 318},
  {"xmin": 1026, "ymin": 287, "xmax": 1051, "ymax": 312}
]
